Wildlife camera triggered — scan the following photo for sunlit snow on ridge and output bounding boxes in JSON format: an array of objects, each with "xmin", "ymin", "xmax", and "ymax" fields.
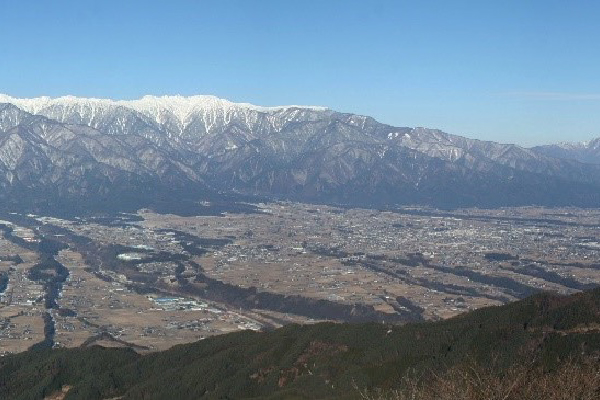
[{"xmin": 0, "ymin": 93, "xmax": 328, "ymax": 128}]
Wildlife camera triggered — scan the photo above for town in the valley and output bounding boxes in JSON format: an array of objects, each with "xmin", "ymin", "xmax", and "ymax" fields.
[{"xmin": 0, "ymin": 202, "xmax": 599, "ymax": 355}]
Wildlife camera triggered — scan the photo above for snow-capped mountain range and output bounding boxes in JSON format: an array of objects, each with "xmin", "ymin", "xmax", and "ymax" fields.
[
  {"xmin": 1, "ymin": 94, "xmax": 600, "ymax": 213},
  {"xmin": 532, "ymin": 138, "xmax": 600, "ymax": 164},
  {"xmin": 0, "ymin": 94, "xmax": 328, "ymax": 140},
  {"xmin": 0, "ymin": 94, "xmax": 328, "ymax": 116}
]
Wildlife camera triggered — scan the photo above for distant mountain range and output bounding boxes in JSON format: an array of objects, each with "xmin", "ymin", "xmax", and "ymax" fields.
[
  {"xmin": 532, "ymin": 138, "xmax": 600, "ymax": 164},
  {"xmin": 1, "ymin": 94, "xmax": 600, "ymax": 212}
]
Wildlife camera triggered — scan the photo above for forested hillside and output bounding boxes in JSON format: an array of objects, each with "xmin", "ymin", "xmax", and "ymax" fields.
[{"xmin": 2, "ymin": 288, "xmax": 600, "ymax": 399}]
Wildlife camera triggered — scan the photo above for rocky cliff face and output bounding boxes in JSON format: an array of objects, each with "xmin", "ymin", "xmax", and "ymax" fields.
[{"xmin": 1, "ymin": 95, "xmax": 600, "ymax": 212}]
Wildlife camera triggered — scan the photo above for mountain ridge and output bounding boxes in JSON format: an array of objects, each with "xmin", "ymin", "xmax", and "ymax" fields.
[
  {"xmin": 533, "ymin": 137, "xmax": 600, "ymax": 164},
  {"xmin": 0, "ymin": 94, "xmax": 329, "ymax": 134},
  {"xmin": 2, "ymin": 288, "xmax": 600, "ymax": 399},
  {"xmin": 2, "ymin": 95, "xmax": 600, "ymax": 212}
]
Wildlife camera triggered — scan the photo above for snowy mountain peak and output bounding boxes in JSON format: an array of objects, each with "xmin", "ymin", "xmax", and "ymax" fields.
[
  {"xmin": 0, "ymin": 93, "xmax": 327, "ymax": 117},
  {"xmin": 0, "ymin": 94, "xmax": 117, "ymax": 115},
  {"xmin": 552, "ymin": 138, "xmax": 600, "ymax": 150},
  {"xmin": 0, "ymin": 93, "xmax": 329, "ymax": 134},
  {"xmin": 0, "ymin": 93, "xmax": 336, "ymax": 141},
  {"xmin": 532, "ymin": 136, "xmax": 600, "ymax": 164}
]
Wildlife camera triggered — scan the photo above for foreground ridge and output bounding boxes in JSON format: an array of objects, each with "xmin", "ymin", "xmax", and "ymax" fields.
[{"xmin": 2, "ymin": 289, "xmax": 600, "ymax": 399}]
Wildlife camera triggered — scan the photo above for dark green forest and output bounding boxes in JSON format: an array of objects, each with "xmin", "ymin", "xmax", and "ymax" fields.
[{"xmin": 3, "ymin": 288, "xmax": 600, "ymax": 399}]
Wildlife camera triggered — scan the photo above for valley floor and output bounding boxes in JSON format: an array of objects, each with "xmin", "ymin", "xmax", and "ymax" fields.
[{"xmin": 0, "ymin": 202, "xmax": 599, "ymax": 354}]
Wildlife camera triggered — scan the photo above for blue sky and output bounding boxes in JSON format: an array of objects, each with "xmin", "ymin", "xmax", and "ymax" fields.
[{"xmin": 1, "ymin": 0, "xmax": 599, "ymax": 146}]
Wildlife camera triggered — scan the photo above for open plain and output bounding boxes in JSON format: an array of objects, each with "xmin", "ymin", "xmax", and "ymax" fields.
[{"xmin": 0, "ymin": 202, "xmax": 599, "ymax": 354}]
